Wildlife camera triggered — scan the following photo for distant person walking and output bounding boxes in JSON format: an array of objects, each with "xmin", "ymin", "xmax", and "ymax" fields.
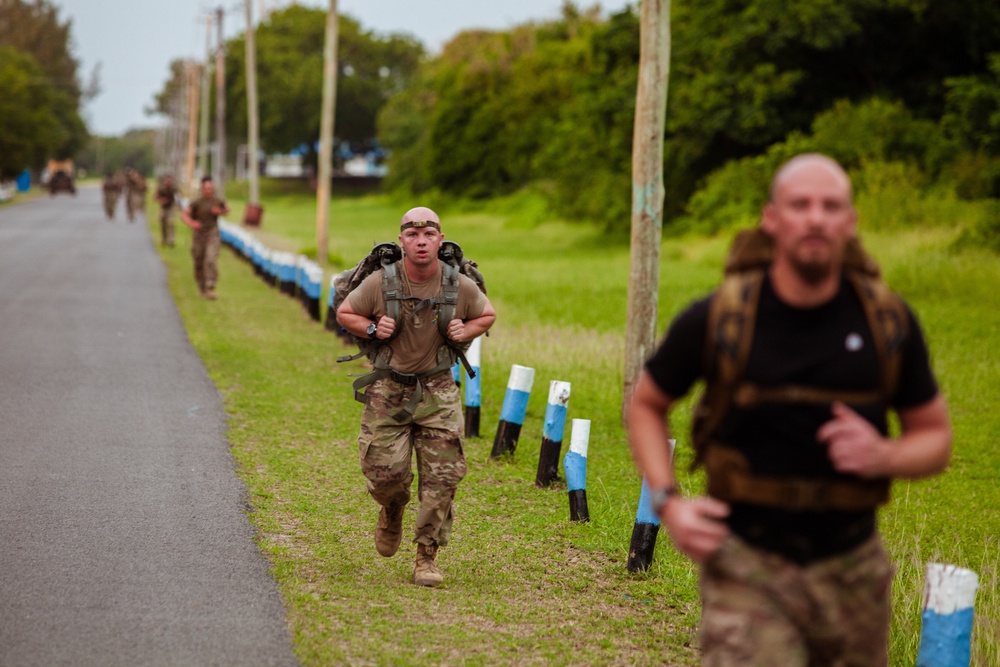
[
  {"xmin": 336, "ymin": 207, "xmax": 496, "ymax": 588},
  {"xmin": 180, "ymin": 175, "xmax": 229, "ymax": 300},
  {"xmin": 155, "ymin": 174, "xmax": 180, "ymax": 247},
  {"xmin": 101, "ymin": 171, "xmax": 123, "ymax": 221},
  {"xmin": 124, "ymin": 168, "xmax": 148, "ymax": 223}
]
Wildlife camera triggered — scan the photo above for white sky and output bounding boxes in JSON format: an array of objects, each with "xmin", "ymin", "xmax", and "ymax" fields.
[{"xmin": 52, "ymin": 0, "xmax": 634, "ymax": 136}]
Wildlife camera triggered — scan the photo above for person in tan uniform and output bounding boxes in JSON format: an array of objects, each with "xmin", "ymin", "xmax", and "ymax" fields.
[
  {"xmin": 124, "ymin": 168, "xmax": 147, "ymax": 223},
  {"xmin": 336, "ymin": 207, "xmax": 496, "ymax": 588},
  {"xmin": 180, "ymin": 175, "xmax": 229, "ymax": 300},
  {"xmin": 155, "ymin": 174, "xmax": 179, "ymax": 247}
]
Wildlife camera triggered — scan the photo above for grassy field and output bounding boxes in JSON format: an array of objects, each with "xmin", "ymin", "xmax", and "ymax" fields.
[{"xmin": 150, "ymin": 181, "xmax": 998, "ymax": 666}]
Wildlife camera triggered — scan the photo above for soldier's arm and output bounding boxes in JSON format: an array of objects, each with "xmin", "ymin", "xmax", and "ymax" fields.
[
  {"xmin": 819, "ymin": 396, "xmax": 952, "ymax": 480},
  {"xmin": 628, "ymin": 372, "xmax": 731, "ymax": 563},
  {"xmin": 336, "ymin": 296, "xmax": 394, "ymax": 340},
  {"xmin": 180, "ymin": 205, "xmax": 201, "ymax": 230},
  {"xmin": 446, "ymin": 298, "xmax": 495, "ymax": 342}
]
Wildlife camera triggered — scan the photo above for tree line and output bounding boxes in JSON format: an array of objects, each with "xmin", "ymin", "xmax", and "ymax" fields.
[{"xmin": 0, "ymin": 0, "xmax": 92, "ymax": 179}]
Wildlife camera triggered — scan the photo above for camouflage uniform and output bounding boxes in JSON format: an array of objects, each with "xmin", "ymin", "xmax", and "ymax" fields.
[
  {"xmin": 359, "ymin": 371, "xmax": 466, "ymax": 547},
  {"xmin": 155, "ymin": 178, "xmax": 179, "ymax": 246},
  {"xmin": 125, "ymin": 170, "xmax": 147, "ymax": 223},
  {"xmin": 101, "ymin": 173, "xmax": 122, "ymax": 220},
  {"xmin": 700, "ymin": 534, "xmax": 893, "ymax": 666},
  {"xmin": 186, "ymin": 194, "xmax": 226, "ymax": 294}
]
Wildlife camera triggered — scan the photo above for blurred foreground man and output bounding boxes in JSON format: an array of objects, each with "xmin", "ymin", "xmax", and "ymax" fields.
[
  {"xmin": 337, "ymin": 207, "xmax": 495, "ymax": 587},
  {"xmin": 628, "ymin": 154, "xmax": 951, "ymax": 666},
  {"xmin": 180, "ymin": 176, "xmax": 229, "ymax": 300}
]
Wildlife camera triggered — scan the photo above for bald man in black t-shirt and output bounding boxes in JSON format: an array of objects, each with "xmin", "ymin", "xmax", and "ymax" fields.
[{"xmin": 627, "ymin": 154, "xmax": 951, "ymax": 666}]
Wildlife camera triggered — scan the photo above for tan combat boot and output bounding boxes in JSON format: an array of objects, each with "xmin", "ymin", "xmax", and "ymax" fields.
[
  {"xmin": 374, "ymin": 503, "xmax": 404, "ymax": 557},
  {"xmin": 412, "ymin": 543, "xmax": 443, "ymax": 587}
]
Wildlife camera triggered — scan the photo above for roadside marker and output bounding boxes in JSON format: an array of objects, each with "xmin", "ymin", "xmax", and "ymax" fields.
[
  {"xmin": 535, "ymin": 381, "xmax": 571, "ymax": 487},
  {"xmin": 490, "ymin": 364, "xmax": 535, "ymax": 458},
  {"xmin": 564, "ymin": 419, "xmax": 590, "ymax": 522}
]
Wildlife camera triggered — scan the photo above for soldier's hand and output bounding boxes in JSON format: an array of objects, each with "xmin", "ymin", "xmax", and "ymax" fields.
[
  {"xmin": 375, "ymin": 315, "xmax": 395, "ymax": 340},
  {"xmin": 662, "ymin": 496, "xmax": 731, "ymax": 564},
  {"xmin": 446, "ymin": 318, "xmax": 466, "ymax": 342},
  {"xmin": 818, "ymin": 401, "xmax": 890, "ymax": 478}
]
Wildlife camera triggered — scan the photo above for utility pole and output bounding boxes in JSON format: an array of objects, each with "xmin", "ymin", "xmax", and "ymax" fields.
[
  {"xmin": 244, "ymin": 0, "xmax": 261, "ymax": 217},
  {"xmin": 197, "ymin": 14, "xmax": 212, "ymax": 188},
  {"xmin": 214, "ymin": 5, "xmax": 226, "ymax": 195},
  {"xmin": 184, "ymin": 61, "xmax": 200, "ymax": 196},
  {"xmin": 622, "ymin": 0, "xmax": 672, "ymax": 422},
  {"xmin": 315, "ymin": 0, "xmax": 339, "ymax": 265}
]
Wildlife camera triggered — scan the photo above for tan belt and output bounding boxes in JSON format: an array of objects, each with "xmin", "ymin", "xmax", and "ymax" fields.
[
  {"xmin": 732, "ymin": 383, "xmax": 884, "ymax": 408},
  {"xmin": 704, "ymin": 444, "xmax": 890, "ymax": 512}
]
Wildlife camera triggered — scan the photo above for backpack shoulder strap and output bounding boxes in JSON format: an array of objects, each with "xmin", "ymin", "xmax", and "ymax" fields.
[
  {"xmin": 691, "ymin": 268, "xmax": 764, "ymax": 467},
  {"xmin": 436, "ymin": 261, "xmax": 460, "ymax": 338},
  {"xmin": 845, "ymin": 271, "xmax": 909, "ymax": 402},
  {"xmin": 382, "ymin": 259, "xmax": 406, "ymax": 338}
]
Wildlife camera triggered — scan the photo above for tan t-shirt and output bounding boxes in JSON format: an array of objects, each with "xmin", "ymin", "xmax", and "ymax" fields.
[{"xmin": 349, "ymin": 260, "xmax": 488, "ymax": 373}]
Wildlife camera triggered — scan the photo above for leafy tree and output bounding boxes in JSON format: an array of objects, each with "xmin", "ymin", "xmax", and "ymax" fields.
[
  {"xmin": 75, "ymin": 129, "xmax": 156, "ymax": 177},
  {"xmin": 0, "ymin": 0, "xmax": 89, "ymax": 158},
  {"xmin": 216, "ymin": 5, "xmax": 423, "ymax": 162},
  {"xmin": 0, "ymin": 45, "xmax": 64, "ymax": 178}
]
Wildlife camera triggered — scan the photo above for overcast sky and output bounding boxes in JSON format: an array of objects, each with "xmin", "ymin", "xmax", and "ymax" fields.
[{"xmin": 53, "ymin": 0, "xmax": 634, "ymax": 137}]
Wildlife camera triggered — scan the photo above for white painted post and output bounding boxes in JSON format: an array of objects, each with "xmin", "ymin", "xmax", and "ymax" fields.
[{"xmin": 917, "ymin": 563, "xmax": 979, "ymax": 667}]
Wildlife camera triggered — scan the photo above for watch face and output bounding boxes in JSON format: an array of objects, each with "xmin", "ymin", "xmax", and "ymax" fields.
[{"xmin": 367, "ymin": 323, "xmax": 378, "ymax": 336}]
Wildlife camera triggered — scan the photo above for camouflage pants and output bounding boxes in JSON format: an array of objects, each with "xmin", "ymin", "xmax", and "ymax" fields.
[
  {"xmin": 358, "ymin": 371, "xmax": 466, "ymax": 548},
  {"xmin": 699, "ymin": 533, "xmax": 893, "ymax": 666},
  {"xmin": 126, "ymin": 192, "xmax": 144, "ymax": 221},
  {"xmin": 191, "ymin": 227, "xmax": 220, "ymax": 291},
  {"xmin": 103, "ymin": 192, "xmax": 119, "ymax": 219},
  {"xmin": 159, "ymin": 206, "xmax": 175, "ymax": 246}
]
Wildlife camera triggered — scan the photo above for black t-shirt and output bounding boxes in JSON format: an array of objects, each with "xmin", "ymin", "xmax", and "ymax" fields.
[{"xmin": 646, "ymin": 274, "xmax": 939, "ymax": 563}]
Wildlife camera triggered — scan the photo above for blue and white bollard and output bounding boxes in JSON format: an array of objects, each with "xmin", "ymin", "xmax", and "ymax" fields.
[
  {"xmin": 627, "ymin": 439, "xmax": 675, "ymax": 573},
  {"xmin": 535, "ymin": 381, "xmax": 571, "ymax": 487},
  {"xmin": 304, "ymin": 263, "xmax": 322, "ymax": 321},
  {"xmin": 324, "ymin": 272, "xmax": 339, "ymax": 330},
  {"xmin": 463, "ymin": 337, "xmax": 482, "ymax": 438},
  {"xmin": 564, "ymin": 419, "xmax": 590, "ymax": 522},
  {"xmin": 917, "ymin": 563, "xmax": 979, "ymax": 667},
  {"xmin": 490, "ymin": 364, "xmax": 535, "ymax": 459}
]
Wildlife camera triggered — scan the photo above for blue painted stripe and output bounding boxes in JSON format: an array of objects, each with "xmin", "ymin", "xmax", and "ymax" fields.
[
  {"xmin": 917, "ymin": 608, "xmax": 974, "ymax": 667},
  {"xmin": 464, "ymin": 366, "xmax": 481, "ymax": 408},
  {"xmin": 499, "ymin": 388, "xmax": 530, "ymax": 424},
  {"xmin": 564, "ymin": 451, "xmax": 587, "ymax": 491},
  {"xmin": 635, "ymin": 479, "xmax": 660, "ymax": 526},
  {"xmin": 542, "ymin": 403, "xmax": 567, "ymax": 442}
]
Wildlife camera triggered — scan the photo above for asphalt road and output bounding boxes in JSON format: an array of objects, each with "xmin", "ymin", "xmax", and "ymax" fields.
[{"xmin": 0, "ymin": 186, "xmax": 299, "ymax": 667}]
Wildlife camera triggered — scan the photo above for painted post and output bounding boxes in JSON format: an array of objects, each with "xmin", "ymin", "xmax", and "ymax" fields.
[
  {"xmin": 535, "ymin": 381, "xmax": 571, "ymax": 487},
  {"xmin": 627, "ymin": 439, "xmax": 675, "ymax": 573},
  {"xmin": 463, "ymin": 336, "xmax": 482, "ymax": 438},
  {"xmin": 490, "ymin": 364, "xmax": 535, "ymax": 459},
  {"xmin": 324, "ymin": 273, "xmax": 339, "ymax": 330},
  {"xmin": 917, "ymin": 563, "xmax": 979, "ymax": 667},
  {"xmin": 564, "ymin": 419, "xmax": 590, "ymax": 522}
]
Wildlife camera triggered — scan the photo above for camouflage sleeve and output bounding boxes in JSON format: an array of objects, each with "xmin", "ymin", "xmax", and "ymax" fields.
[
  {"xmin": 347, "ymin": 270, "xmax": 385, "ymax": 319},
  {"xmin": 456, "ymin": 275, "xmax": 488, "ymax": 320}
]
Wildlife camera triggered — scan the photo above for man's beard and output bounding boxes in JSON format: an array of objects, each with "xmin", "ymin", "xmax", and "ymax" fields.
[{"xmin": 790, "ymin": 256, "xmax": 835, "ymax": 285}]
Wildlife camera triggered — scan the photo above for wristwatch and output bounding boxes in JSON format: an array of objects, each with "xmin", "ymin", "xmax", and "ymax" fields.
[
  {"xmin": 366, "ymin": 322, "xmax": 378, "ymax": 339},
  {"xmin": 649, "ymin": 486, "xmax": 678, "ymax": 514}
]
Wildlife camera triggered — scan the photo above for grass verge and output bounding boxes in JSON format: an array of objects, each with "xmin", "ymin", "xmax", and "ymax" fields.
[{"xmin": 150, "ymin": 184, "xmax": 998, "ymax": 666}]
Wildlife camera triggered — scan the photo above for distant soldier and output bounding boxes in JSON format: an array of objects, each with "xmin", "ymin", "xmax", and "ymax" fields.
[
  {"xmin": 180, "ymin": 175, "xmax": 229, "ymax": 300},
  {"xmin": 101, "ymin": 171, "xmax": 123, "ymax": 221},
  {"xmin": 124, "ymin": 168, "xmax": 148, "ymax": 223},
  {"xmin": 155, "ymin": 174, "xmax": 180, "ymax": 247}
]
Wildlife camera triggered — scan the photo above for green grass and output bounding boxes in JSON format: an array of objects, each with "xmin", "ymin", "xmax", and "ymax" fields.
[{"xmin": 150, "ymin": 181, "xmax": 999, "ymax": 666}]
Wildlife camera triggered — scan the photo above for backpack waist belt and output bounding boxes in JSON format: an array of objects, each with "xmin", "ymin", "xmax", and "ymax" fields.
[
  {"xmin": 704, "ymin": 443, "xmax": 890, "ymax": 512},
  {"xmin": 732, "ymin": 383, "xmax": 885, "ymax": 408},
  {"xmin": 351, "ymin": 361, "xmax": 454, "ymax": 422}
]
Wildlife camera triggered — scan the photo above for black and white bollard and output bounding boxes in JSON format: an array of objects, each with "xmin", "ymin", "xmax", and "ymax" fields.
[
  {"xmin": 463, "ymin": 337, "xmax": 482, "ymax": 438},
  {"xmin": 324, "ymin": 272, "xmax": 339, "ymax": 330},
  {"xmin": 564, "ymin": 419, "xmax": 590, "ymax": 522},
  {"xmin": 917, "ymin": 563, "xmax": 979, "ymax": 667},
  {"xmin": 535, "ymin": 381, "xmax": 571, "ymax": 487},
  {"xmin": 490, "ymin": 364, "xmax": 535, "ymax": 459}
]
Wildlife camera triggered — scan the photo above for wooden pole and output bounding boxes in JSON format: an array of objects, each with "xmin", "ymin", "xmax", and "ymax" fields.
[
  {"xmin": 622, "ymin": 0, "xmax": 671, "ymax": 422},
  {"xmin": 197, "ymin": 15, "xmax": 212, "ymax": 186},
  {"xmin": 315, "ymin": 0, "xmax": 339, "ymax": 265},
  {"xmin": 244, "ymin": 0, "xmax": 260, "ymax": 206},
  {"xmin": 183, "ymin": 62, "xmax": 200, "ymax": 197},
  {"xmin": 214, "ymin": 6, "xmax": 226, "ymax": 195}
]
